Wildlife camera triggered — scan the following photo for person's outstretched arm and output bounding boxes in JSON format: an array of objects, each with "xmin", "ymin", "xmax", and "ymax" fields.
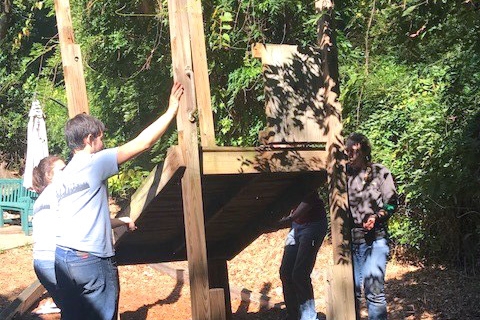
[
  {"xmin": 117, "ymin": 82, "xmax": 184, "ymax": 165},
  {"xmin": 111, "ymin": 217, "xmax": 136, "ymax": 231},
  {"xmin": 279, "ymin": 201, "xmax": 312, "ymax": 223}
]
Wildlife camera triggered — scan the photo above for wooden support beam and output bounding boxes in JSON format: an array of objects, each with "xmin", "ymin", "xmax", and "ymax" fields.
[
  {"xmin": 202, "ymin": 146, "xmax": 327, "ymax": 175},
  {"xmin": 209, "ymin": 288, "xmax": 227, "ymax": 320},
  {"xmin": 118, "ymin": 146, "xmax": 184, "ymax": 222},
  {"xmin": 0, "ymin": 280, "xmax": 45, "ymax": 320},
  {"xmin": 208, "ymin": 259, "xmax": 232, "ymax": 320},
  {"xmin": 316, "ymin": 1, "xmax": 357, "ymax": 319},
  {"xmin": 186, "ymin": 0, "xmax": 216, "ymax": 147},
  {"xmin": 113, "ymin": 146, "xmax": 185, "ymax": 244},
  {"xmin": 168, "ymin": 0, "xmax": 211, "ymax": 318},
  {"xmin": 53, "ymin": 0, "xmax": 89, "ymax": 117}
]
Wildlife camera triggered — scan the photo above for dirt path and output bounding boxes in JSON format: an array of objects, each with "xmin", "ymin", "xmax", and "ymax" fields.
[{"xmin": 1, "ymin": 230, "xmax": 479, "ymax": 319}]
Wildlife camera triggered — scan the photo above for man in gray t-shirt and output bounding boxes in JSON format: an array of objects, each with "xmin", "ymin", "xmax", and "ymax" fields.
[
  {"xmin": 54, "ymin": 82, "xmax": 183, "ymax": 320},
  {"xmin": 346, "ymin": 133, "xmax": 397, "ymax": 320}
]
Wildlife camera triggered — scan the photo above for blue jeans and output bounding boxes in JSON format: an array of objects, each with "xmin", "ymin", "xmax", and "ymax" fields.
[
  {"xmin": 34, "ymin": 259, "xmax": 63, "ymax": 308},
  {"xmin": 352, "ymin": 238, "xmax": 389, "ymax": 320},
  {"xmin": 55, "ymin": 246, "xmax": 119, "ymax": 320}
]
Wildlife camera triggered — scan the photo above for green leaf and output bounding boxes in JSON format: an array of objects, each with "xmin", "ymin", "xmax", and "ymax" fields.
[
  {"xmin": 402, "ymin": 4, "xmax": 420, "ymax": 17},
  {"xmin": 222, "ymin": 33, "xmax": 230, "ymax": 43},
  {"xmin": 220, "ymin": 12, "xmax": 233, "ymax": 22}
]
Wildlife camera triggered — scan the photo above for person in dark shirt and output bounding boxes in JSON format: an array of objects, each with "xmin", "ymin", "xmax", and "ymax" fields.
[
  {"xmin": 279, "ymin": 190, "xmax": 328, "ymax": 320},
  {"xmin": 346, "ymin": 132, "xmax": 398, "ymax": 320}
]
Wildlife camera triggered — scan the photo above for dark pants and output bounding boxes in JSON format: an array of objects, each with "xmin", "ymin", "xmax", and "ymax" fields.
[{"xmin": 280, "ymin": 220, "xmax": 327, "ymax": 320}]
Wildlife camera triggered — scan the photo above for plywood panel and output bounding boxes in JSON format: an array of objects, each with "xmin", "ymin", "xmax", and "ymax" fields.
[{"xmin": 253, "ymin": 43, "xmax": 328, "ymax": 144}]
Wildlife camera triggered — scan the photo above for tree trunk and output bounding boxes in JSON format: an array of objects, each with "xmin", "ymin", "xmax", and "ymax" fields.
[{"xmin": 0, "ymin": 0, "xmax": 12, "ymax": 41}]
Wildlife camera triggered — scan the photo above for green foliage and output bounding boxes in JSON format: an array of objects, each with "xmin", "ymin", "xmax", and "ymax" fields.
[
  {"xmin": 0, "ymin": 0, "xmax": 60, "ymax": 168},
  {"xmin": 389, "ymin": 213, "xmax": 423, "ymax": 249},
  {"xmin": 1, "ymin": 0, "xmax": 479, "ymax": 267},
  {"xmin": 209, "ymin": 6, "xmax": 233, "ymax": 50},
  {"xmin": 108, "ymin": 167, "xmax": 149, "ymax": 200},
  {"xmin": 339, "ymin": 0, "xmax": 480, "ymax": 264},
  {"xmin": 204, "ymin": 0, "xmax": 320, "ymax": 146}
]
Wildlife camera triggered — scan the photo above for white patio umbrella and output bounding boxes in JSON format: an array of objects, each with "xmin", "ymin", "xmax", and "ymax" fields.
[{"xmin": 23, "ymin": 99, "xmax": 49, "ymax": 189}]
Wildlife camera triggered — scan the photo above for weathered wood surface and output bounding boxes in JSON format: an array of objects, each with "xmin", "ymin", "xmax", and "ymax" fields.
[
  {"xmin": 115, "ymin": 161, "xmax": 325, "ymax": 264},
  {"xmin": 209, "ymin": 288, "xmax": 226, "ymax": 320},
  {"xmin": 316, "ymin": 0, "xmax": 357, "ymax": 319},
  {"xmin": 253, "ymin": 43, "xmax": 328, "ymax": 145},
  {"xmin": 53, "ymin": 0, "xmax": 89, "ymax": 117},
  {"xmin": 0, "ymin": 280, "xmax": 45, "ymax": 320},
  {"xmin": 187, "ymin": 0, "xmax": 216, "ymax": 147},
  {"xmin": 168, "ymin": 0, "xmax": 211, "ymax": 318},
  {"xmin": 113, "ymin": 146, "xmax": 185, "ymax": 243},
  {"xmin": 208, "ymin": 259, "xmax": 232, "ymax": 320},
  {"xmin": 202, "ymin": 145, "xmax": 327, "ymax": 175}
]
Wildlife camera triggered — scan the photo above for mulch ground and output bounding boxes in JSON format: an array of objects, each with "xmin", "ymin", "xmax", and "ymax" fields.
[{"xmin": 1, "ymin": 228, "xmax": 479, "ymax": 319}]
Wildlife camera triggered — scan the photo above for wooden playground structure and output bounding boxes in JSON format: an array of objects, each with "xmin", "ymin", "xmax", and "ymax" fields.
[{"xmin": 4, "ymin": 0, "xmax": 358, "ymax": 319}]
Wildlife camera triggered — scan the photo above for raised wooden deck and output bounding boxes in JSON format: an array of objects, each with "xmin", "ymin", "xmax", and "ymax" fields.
[{"xmin": 114, "ymin": 144, "xmax": 327, "ymax": 265}]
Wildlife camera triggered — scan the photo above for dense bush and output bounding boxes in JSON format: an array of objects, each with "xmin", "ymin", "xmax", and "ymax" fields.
[{"xmin": 338, "ymin": 0, "xmax": 480, "ymax": 265}]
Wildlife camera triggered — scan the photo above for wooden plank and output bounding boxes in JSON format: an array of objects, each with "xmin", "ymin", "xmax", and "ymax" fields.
[
  {"xmin": 208, "ymin": 259, "xmax": 232, "ymax": 320},
  {"xmin": 202, "ymin": 147, "xmax": 327, "ymax": 174},
  {"xmin": 252, "ymin": 43, "xmax": 297, "ymax": 65},
  {"xmin": 252, "ymin": 43, "xmax": 328, "ymax": 145},
  {"xmin": 0, "ymin": 280, "xmax": 45, "ymax": 320},
  {"xmin": 325, "ymin": 267, "xmax": 333, "ymax": 319},
  {"xmin": 150, "ymin": 263, "xmax": 187, "ymax": 282},
  {"xmin": 209, "ymin": 288, "xmax": 226, "ymax": 320},
  {"xmin": 203, "ymin": 174, "xmax": 294, "ymax": 238},
  {"xmin": 187, "ymin": 0, "xmax": 216, "ymax": 147},
  {"xmin": 122, "ymin": 146, "xmax": 184, "ymax": 222},
  {"xmin": 53, "ymin": 0, "xmax": 89, "ymax": 117},
  {"xmin": 316, "ymin": 1, "xmax": 356, "ymax": 319},
  {"xmin": 168, "ymin": 0, "xmax": 211, "ymax": 319},
  {"xmin": 116, "ymin": 242, "xmax": 186, "ymax": 265},
  {"xmin": 113, "ymin": 145, "xmax": 185, "ymax": 244}
]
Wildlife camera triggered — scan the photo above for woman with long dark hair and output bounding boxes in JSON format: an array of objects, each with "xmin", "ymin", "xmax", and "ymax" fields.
[
  {"xmin": 346, "ymin": 133, "xmax": 398, "ymax": 320},
  {"xmin": 31, "ymin": 155, "xmax": 66, "ymax": 312}
]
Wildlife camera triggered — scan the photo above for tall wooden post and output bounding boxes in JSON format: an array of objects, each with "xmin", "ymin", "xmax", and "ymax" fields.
[
  {"xmin": 316, "ymin": 1, "xmax": 357, "ymax": 319},
  {"xmin": 53, "ymin": 0, "xmax": 89, "ymax": 117},
  {"xmin": 168, "ymin": 0, "xmax": 211, "ymax": 319},
  {"xmin": 186, "ymin": 0, "xmax": 216, "ymax": 147}
]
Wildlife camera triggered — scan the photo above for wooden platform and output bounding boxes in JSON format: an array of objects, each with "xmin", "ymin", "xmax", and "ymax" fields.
[
  {"xmin": 114, "ymin": 144, "xmax": 327, "ymax": 265},
  {"xmin": 52, "ymin": 0, "xmax": 355, "ymax": 317}
]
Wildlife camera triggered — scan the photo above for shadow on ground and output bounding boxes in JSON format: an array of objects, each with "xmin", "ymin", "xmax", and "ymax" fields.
[
  {"xmin": 384, "ymin": 265, "xmax": 480, "ymax": 319},
  {"xmin": 232, "ymin": 299, "xmax": 326, "ymax": 320},
  {"xmin": 120, "ymin": 274, "xmax": 184, "ymax": 320}
]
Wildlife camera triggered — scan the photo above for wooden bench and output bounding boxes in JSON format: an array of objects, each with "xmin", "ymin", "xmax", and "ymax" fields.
[{"xmin": 0, "ymin": 179, "xmax": 38, "ymax": 235}]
